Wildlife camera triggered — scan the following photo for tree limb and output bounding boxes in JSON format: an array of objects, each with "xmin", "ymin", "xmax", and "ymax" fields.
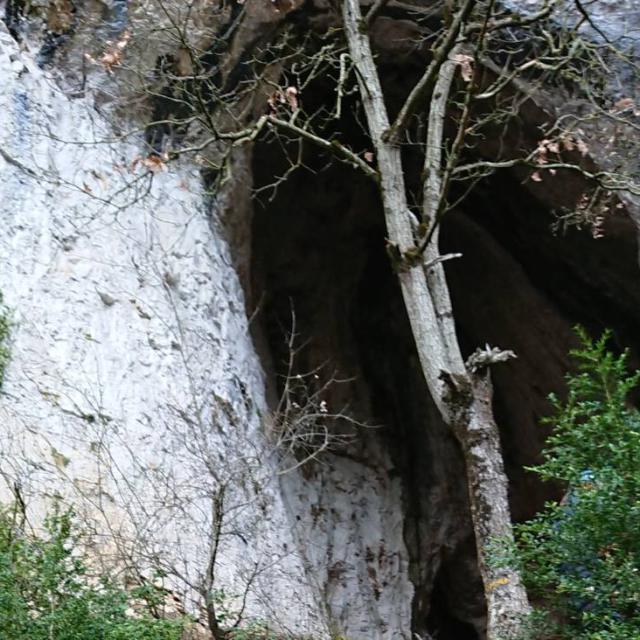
[
  {"xmin": 364, "ymin": 0, "xmax": 391, "ymax": 28},
  {"xmin": 267, "ymin": 115, "xmax": 379, "ymax": 179},
  {"xmin": 385, "ymin": 0, "xmax": 477, "ymax": 144}
]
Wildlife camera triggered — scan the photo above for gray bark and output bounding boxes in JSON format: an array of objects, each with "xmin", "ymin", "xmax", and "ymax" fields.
[{"xmin": 342, "ymin": 0, "xmax": 531, "ymax": 636}]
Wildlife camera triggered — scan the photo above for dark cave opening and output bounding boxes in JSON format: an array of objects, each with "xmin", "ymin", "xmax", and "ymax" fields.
[{"xmin": 248, "ymin": 128, "xmax": 640, "ymax": 638}]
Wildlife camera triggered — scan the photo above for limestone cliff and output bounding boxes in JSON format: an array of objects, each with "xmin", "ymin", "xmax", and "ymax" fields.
[{"xmin": 0, "ymin": 1, "xmax": 639, "ymax": 639}]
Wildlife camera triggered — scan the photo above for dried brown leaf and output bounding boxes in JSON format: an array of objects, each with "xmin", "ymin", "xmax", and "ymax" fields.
[
  {"xmin": 141, "ymin": 154, "xmax": 167, "ymax": 173},
  {"xmin": 285, "ymin": 86, "xmax": 299, "ymax": 111},
  {"xmin": 576, "ymin": 138, "xmax": 589, "ymax": 156},
  {"xmin": 453, "ymin": 53, "xmax": 474, "ymax": 82},
  {"xmin": 612, "ymin": 97, "xmax": 634, "ymax": 112}
]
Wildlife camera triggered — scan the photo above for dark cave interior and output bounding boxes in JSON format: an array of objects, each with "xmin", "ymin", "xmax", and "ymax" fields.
[{"xmin": 248, "ymin": 131, "xmax": 640, "ymax": 638}]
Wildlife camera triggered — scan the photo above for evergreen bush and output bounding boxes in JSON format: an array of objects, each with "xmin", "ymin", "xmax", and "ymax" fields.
[{"xmin": 515, "ymin": 329, "xmax": 640, "ymax": 639}]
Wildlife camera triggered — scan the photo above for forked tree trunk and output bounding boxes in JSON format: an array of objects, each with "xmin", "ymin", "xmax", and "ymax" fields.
[{"xmin": 341, "ymin": 0, "xmax": 531, "ymax": 636}]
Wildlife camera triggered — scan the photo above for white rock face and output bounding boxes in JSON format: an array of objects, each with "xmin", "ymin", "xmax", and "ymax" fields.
[
  {"xmin": 0, "ymin": 24, "xmax": 413, "ymax": 640},
  {"xmin": 281, "ymin": 457, "xmax": 413, "ymax": 640},
  {"xmin": 0, "ymin": 22, "xmax": 325, "ymax": 635},
  {"xmin": 510, "ymin": 0, "xmax": 640, "ymax": 46}
]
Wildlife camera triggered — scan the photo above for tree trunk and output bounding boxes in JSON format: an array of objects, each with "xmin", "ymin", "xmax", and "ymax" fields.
[
  {"xmin": 341, "ymin": 0, "xmax": 531, "ymax": 636},
  {"xmin": 457, "ymin": 374, "xmax": 532, "ymax": 639}
]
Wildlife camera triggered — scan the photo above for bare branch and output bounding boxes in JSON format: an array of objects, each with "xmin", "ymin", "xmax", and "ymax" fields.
[
  {"xmin": 267, "ymin": 115, "xmax": 379, "ymax": 179},
  {"xmin": 365, "ymin": 0, "xmax": 391, "ymax": 28},
  {"xmin": 385, "ymin": 0, "xmax": 477, "ymax": 144}
]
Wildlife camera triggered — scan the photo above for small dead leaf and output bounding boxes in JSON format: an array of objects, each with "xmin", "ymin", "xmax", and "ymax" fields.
[
  {"xmin": 453, "ymin": 53, "xmax": 474, "ymax": 82},
  {"xmin": 47, "ymin": 0, "xmax": 74, "ymax": 32},
  {"xmin": 576, "ymin": 138, "xmax": 589, "ymax": 156},
  {"xmin": 143, "ymin": 155, "xmax": 167, "ymax": 173},
  {"xmin": 546, "ymin": 141, "xmax": 560, "ymax": 154},
  {"xmin": 531, "ymin": 171, "xmax": 543, "ymax": 182},
  {"xmin": 86, "ymin": 30, "xmax": 131, "ymax": 74},
  {"xmin": 267, "ymin": 90, "xmax": 284, "ymax": 114},
  {"xmin": 535, "ymin": 140, "xmax": 549, "ymax": 165},
  {"xmin": 285, "ymin": 86, "xmax": 299, "ymax": 111},
  {"xmin": 612, "ymin": 97, "xmax": 634, "ymax": 113},
  {"xmin": 131, "ymin": 153, "xmax": 168, "ymax": 173},
  {"xmin": 364, "ymin": 151, "xmax": 374, "ymax": 163}
]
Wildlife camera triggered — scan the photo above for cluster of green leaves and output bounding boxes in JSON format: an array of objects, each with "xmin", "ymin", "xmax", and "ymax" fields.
[
  {"xmin": 0, "ymin": 504, "xmax": 186, "ymax": 640},
  {"xmin": 0, "ymin": 292, "xmax": 10, "ymax": 389},
  {"xmin": 515, "ymin": 329, "xmax": 640, "ymax": 640}
]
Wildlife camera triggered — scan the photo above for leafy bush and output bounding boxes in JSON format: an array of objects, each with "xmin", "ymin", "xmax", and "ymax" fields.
[
  {"xmin": 515, "ymin": 329, "xmax": 640, "ymax": 639},
  {"xmin": 0, "ymin": 504, "xmax": 186, "ymax": 640},
  {"xmin": 0, "ymin": 292, "xmax": 10, "ymax": 389}
]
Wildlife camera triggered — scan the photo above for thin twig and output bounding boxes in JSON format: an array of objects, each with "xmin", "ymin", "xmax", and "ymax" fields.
[
  {"xmin": 267, "ymin": 115, "xmax": 379, "ymax": 179},
  {"xmin": 385, "ymin": 0, "xmax": 477, "ymax": 144},
  {"xmin": 365, "ymin": 0, "xmax": 390, "ymax": 27}
]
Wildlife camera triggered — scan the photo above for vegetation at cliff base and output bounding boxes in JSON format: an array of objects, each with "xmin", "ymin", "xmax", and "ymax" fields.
[
  {"xmin": 0, "ymin": 505, "xmax": 186, "ymax": 640},
  {"xmin": 515, "ymin": 330, "xmax": 640, "ymax": 639},
  {"xmin": 0, "ymin": 292, "xmax": 10, "ymax": 389}
]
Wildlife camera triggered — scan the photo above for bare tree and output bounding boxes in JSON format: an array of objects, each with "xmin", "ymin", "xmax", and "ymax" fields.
[
  {"xmin": 5, "ymin": 308, "xmax": 359, "ymax": 639},
  {"xmin": 340, "ymin": 2, "xmax": 532, "ymax": 636}
]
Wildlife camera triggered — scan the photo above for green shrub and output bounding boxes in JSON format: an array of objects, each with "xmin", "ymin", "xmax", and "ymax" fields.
[
  {"xmin": 0, "ymin": 292, "xmax": 10, "ymax": 389},
  {"xmin": 0, "ymin": 504, "xmax": 186, "ymax": 640},
  {"xmin": 514, "ymin": 329, "xmax": 640, "ymax": 639}
]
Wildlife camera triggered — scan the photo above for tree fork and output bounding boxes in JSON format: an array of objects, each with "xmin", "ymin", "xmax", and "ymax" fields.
[{"xmin": 341, "ymin": 0, "xmax": 530, "ymax": 636}]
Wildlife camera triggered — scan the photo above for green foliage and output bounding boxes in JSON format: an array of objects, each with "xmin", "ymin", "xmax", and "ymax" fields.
[
  {"xmin": 0, "ymin": 504, "xmax": 186, "ymax": 640},
  {"xmin": 514, "ymin": 329, "xmax": 640, "ymax": 639},
  {"xmin": 0, "ymin": 292, "xmax": 10, "ymax": 389},
  {"xmin": 228, "ymin": 621, "xmax": 281, "ymax": 640}
]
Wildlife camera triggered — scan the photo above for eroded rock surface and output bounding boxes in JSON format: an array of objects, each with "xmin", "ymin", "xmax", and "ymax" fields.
[{"xmin": 0, "ymin": 23, "xmax": 328, "ymax": 637}]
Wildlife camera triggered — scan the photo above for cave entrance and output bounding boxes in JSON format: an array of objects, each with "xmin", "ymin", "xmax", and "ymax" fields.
[{"xmin": 248, "ymin": 129, "xmax": 640, "ymax": 639}]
